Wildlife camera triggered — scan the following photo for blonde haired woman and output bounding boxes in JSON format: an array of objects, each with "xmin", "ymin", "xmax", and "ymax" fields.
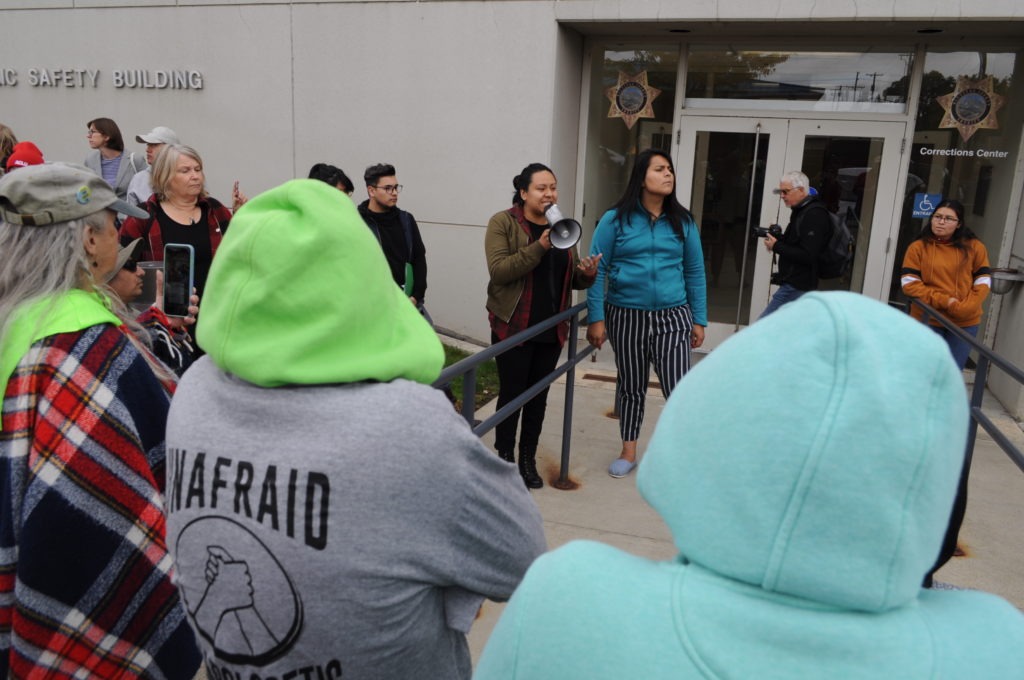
[
  {"xmin": 0, "ymin": 163, "xmax": 200, "ymax": 677},
  {"xmin": 120, "ymin": 144, "xmax": 236, "ymax": 297}
]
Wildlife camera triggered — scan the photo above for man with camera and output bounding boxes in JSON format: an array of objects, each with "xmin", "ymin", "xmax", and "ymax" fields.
[{"xmin": 759, "ymin": 170, "xmax": 832, "ymax": 318}]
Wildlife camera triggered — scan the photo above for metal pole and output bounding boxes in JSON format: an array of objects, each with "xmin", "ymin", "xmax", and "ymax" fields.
[
  {"xmin": 612, "ymin": 376, "xmax": 620, "ymax": 418},
  {"xmin": 460, "ymin": 367, "xmax": 477, "ymax": 424},
  {"xmin": 965, "ymin": 353, "xmax": 988, "ymax": 469},
  {"xmin": 736, "ymin": 122, "xmax": 762, "ymax": 330},
  {"xmin": 557, "ymin": 315, "xmax": 580, "ymax": 488}
]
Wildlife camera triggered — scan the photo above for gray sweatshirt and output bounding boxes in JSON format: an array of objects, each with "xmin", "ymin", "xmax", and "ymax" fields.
[{"xmin": 166, "ymin": 360, "xmax": 546, "ymax": 680}]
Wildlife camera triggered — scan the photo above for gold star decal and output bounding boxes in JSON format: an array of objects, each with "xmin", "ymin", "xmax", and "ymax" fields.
[
  {"xmin": 606, "ymin": 70, "xmax": 662, "ymax": 130},
  {"xmin": 936, "ymin": 75, "xmax": 1005, "ymax": 142}
]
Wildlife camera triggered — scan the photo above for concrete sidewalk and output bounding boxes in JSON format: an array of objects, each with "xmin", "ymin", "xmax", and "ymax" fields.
[{"xmin": 456, "ymin": 339, "xmax": 1024, "ymax": 662}]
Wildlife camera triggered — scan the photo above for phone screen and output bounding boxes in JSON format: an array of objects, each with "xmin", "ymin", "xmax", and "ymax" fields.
[{"xmin": 163, "ymin": 244, "xmax": 195, "ymax": 318}]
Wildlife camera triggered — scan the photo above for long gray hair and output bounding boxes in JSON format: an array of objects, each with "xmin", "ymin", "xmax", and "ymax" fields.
[{"xmin": 0, "ymin": 211, "xmax": 176, "ymax": 384}]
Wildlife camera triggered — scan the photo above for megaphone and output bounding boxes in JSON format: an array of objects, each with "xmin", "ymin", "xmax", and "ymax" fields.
[{"xmin": 544, "ymin": 204, "xmax": 582, "ymax": 250}]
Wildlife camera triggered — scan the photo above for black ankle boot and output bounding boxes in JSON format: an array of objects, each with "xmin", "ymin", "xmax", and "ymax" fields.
[
  {"xmin": 518, "ymin": 450, "xmax": 543, "ymax": 489},
  {"xmin": 498, "ymin": 449, "xmax": 515, "ymax": 464}
]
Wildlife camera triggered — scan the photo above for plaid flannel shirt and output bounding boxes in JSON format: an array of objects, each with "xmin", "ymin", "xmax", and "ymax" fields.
[{"xmin": 0, "ymin": 324, "xmax": 201, "ymax": 679}]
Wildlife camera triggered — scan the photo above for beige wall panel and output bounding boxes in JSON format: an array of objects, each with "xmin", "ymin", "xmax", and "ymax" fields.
[
  {"xmin": 291, "ymin": 1, "xmax": 574, "ymax": 339},
  {"xmin": 1, "ymin": 0, "xmax": 1021, "ymax": 344},
  {"xmin": 1, "ymin": 6, "xmax": 294, "ymax": 205}
]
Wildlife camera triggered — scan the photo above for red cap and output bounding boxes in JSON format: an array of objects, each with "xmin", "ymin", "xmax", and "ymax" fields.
[{"xmin": 5, "ymin": 141, "xmax": 45, "ymax": 172}]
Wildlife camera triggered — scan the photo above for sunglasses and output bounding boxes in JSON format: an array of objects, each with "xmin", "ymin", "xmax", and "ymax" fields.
[{"xmin": 122, "ymin": 258, "xmax": 138, "ymax": 272}]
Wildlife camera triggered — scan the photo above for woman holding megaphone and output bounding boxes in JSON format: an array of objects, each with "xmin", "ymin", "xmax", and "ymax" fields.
[{"xmin": 485, "ymin": 162, "xmax": 601, "ymax": 489}]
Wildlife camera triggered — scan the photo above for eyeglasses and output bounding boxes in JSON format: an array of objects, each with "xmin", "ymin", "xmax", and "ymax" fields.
[
  {"xmin": 932, "ymin": 215, "xmax": 959, "ymax": 224},
  {"xmin": 371, "ymin": 184, "xmax": 403, "ymax": 194},
  {"xmin": 772, "ymin": 188, "xmax": 794, "ymax": 196},
  {"xmin": 122, "ymin": 258, "xmax": 138, "ymax": 272},
  {"xmin": 86, "ymin": 130, "xmax": 100, "ymax": 136}
]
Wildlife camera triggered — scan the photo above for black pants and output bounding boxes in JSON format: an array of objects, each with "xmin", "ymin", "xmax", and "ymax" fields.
[{"xmin": 492, "ymin": 333, "xmax": 561, "ymax": 454}]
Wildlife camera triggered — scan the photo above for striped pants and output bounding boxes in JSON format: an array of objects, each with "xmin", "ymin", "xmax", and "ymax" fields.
[{"xmin": 606, "ymin": 303, "xmax": 694, "ymax": 442}]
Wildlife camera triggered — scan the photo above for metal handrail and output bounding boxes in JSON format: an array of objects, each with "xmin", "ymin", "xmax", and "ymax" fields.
[
  {"xmin": 909, "ymin": 298, "xmax": 1024, "ymax": 473},
  {"xmin": 433, "ymin": 301, "xmax": 595, "ymax": 488}
]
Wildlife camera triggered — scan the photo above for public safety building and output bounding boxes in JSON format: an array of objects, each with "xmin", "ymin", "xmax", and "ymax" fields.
[{"xmin": 3, "ymin": 0, "xmax": 1023, "ymax": 417}]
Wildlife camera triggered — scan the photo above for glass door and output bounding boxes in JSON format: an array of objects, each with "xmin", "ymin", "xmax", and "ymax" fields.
[
  {"xmin": 577, "ymin": 44, "xmax": 681, "ymax": 259},
  {"xmin": 784, "ymin": 120, "xmax": 907, "ymax": 300},
  {"xmin": 676, "ymin": 117, "xmax": 788, "ymax": 348},
  {"xmin": 678, "ymin": 117, "xmax": 907, "ymax": 348}
]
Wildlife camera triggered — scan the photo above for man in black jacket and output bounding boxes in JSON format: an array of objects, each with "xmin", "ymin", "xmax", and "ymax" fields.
[
  {"xmin": 760, "ymin": 170, "xmax": 831, "ymax": 318},
  {"xmin": 357, "ymin": 163, "xmax": 428, "ymax": 309}
]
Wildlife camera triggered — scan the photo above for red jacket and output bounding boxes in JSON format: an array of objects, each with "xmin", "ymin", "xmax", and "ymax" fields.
[{"xmin": 120, "ymin": 194, "xmax": 232, "ymax": 261}]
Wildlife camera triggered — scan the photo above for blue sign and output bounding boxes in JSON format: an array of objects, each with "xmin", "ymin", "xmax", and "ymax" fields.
[{"xmin": 912, "ymin": 193, "xmax": 943, "ymax": 218}]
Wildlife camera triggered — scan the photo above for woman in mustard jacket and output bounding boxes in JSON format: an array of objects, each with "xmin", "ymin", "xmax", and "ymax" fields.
[
  {"xmin": 900, "ymin": 198, "xmax": 992, "ymax": 589},
  {"xmin": 900, "ymin": 199, "xmax": 991, "ymax": 370}
]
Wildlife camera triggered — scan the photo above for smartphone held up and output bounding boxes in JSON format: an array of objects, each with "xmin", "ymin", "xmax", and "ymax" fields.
[{"xmin": 163, "ymin": 243, "xmax": 195, "ymax": 318}]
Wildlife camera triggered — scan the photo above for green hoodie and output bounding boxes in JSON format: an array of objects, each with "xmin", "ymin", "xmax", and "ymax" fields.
[
  {"xmin": 197, "ymin": 179, "xmax": 442, "ymax": 387},
  {"xmin": 476, "ymin": 292, "xmax": 1024, "ymax": 679}
]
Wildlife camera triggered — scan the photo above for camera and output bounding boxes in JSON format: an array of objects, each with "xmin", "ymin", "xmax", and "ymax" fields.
[{"xmin": 752, "ymin": 224, "xmax": 784, "ymax": 239}]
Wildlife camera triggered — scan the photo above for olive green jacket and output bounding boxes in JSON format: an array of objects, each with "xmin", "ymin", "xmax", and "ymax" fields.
[{"xmin": 485, "ymin": 207, "xmax": 595, "ymax": 341}]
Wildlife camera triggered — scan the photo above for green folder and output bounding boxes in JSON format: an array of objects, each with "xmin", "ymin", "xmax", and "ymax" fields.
[{"xmin": 404, "ymin": 262, "xmax": 414, "ymax": 297}]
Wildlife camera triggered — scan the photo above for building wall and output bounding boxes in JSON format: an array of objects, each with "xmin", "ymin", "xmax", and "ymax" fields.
[
  {"xmin": 984, "ymin": 48, "xmax": 1024, "ymax": 418},
  {"xmin": 990, "ymin": 180, "xmax": 1024, "ymax": 417},
  {"xmin": 2, "ymin": 5, "xmax": 294, "ymax": 195},
  {"xmin": 2, "ymin": 2, "xmax": 1022, "ymax": 397},
  {"xmin": 1, "ymin": 1, "xmax": 579, "ymax": 341}
]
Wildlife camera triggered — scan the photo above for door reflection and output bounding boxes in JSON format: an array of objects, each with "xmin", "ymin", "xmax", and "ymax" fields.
[
  {"xmin": 691, "ymin": 131, "xmax": 767, "ymax": 326},
  {"xmin": 800, "ymin": 135, "xmax": 885, "ymax": 294},
  {"xmin": 690, "ymin": 127, "xmax": 893, "ymax": 327}
]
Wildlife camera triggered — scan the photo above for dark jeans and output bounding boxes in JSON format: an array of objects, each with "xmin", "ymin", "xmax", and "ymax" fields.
[
  {"xmin": 759, "ymin": 283, "xmax": 808, "ymax": 320},
  {"xmin": 930, "ymin": 323, "xmax": 979, "ymax": 371},
  {"xmin": 492, "ymin": 333, "xmax": 561, "ymax": 454}
]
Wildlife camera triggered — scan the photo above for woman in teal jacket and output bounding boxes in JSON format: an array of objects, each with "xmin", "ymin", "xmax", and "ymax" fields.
[{"xmin": 585, "ymin": 149, "xmax": 707, "ymax": 478}]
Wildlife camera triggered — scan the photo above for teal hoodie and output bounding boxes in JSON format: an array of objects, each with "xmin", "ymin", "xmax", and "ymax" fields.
[
  {"xmin": 476, "ymin": 292, "xmax": 1024, "ymax": 678},
  {"xmin": 197, "ymin": 179, "xmax": 442, "ymax": 386},
  {"xmin": 586, "ymin": 206, "xmax": 707, "ymax": 326}
]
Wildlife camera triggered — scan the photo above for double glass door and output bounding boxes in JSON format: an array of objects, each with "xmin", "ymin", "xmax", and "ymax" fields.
[{"xmin": 676, "ymin": 117, "xmax": 907, "ymax": 348}]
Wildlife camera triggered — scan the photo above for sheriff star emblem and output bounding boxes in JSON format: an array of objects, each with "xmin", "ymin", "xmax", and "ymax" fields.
[
  {"xmin": 936, "ymin": 75, "xmax": 1005, "ymax": 142},
  {"xmin": 606, "ymin": 70, "xmax": 662, "ymax": 130}
]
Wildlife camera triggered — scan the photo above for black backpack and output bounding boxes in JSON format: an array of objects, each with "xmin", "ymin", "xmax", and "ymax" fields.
[
  {"xmin": 818, "ymin": 207, "xmax": 855, "ymax": 279},
  {"xmin": 798, "ymin": 204, "xmax": 853, "ymax": 280}
]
